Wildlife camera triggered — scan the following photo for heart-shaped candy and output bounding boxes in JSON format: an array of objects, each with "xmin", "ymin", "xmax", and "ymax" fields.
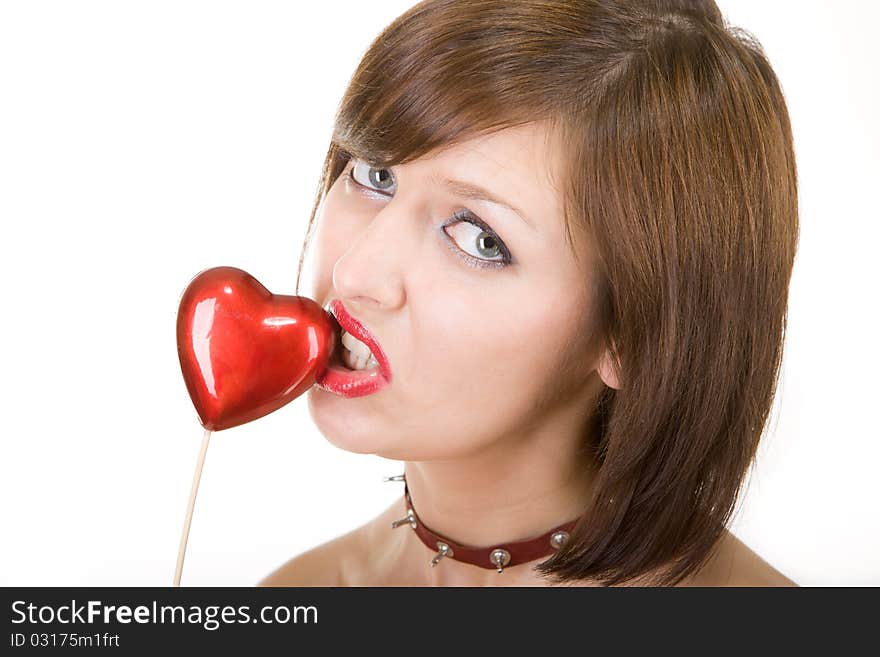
[{"xmin": 176, "ymin": 266, "xmax": 337, "ymax": 431}]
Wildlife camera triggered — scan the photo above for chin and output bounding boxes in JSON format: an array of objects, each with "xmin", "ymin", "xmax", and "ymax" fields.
[
  {"xmin": 305, "ymin": 387, "xmax": 477, "ymax": 461},
  {"xmin": 306, "ymin": 386, "xmax": 391, "ymax": 455}
]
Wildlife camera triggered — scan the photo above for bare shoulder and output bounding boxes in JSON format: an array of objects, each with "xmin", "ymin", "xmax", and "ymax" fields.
[
  {"xmin": 683, "ymin": 529, "xmax": 798, "ymax": 587},
  {"xmin": 257, "ymin": 497, "xmax": 401, "ymax": 587},
  {"xmin": 258, "ymin": 495, "xmax": 409, "ymax": 587},
  {"xmin": 257, "ymin": 528, "xmax": 366, "ymax": 587}
]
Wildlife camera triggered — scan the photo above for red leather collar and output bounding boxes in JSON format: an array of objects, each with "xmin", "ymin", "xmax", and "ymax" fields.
[{"xmin": 401, "ymin": 481, "xmax": 581, "ymax": 572}]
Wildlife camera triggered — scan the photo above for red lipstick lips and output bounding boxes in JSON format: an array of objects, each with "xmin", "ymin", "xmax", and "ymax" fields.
[{"xmin": 314, "ymin": 300, "xmax": 392, "ymax": 398}]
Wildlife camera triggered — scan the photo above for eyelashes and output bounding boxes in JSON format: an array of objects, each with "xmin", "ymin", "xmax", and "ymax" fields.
[
  {"xmin": 346, "ymin": 160, "xmax": 513, "ymax": 271},
  {"xmin": 441, "ymin": 210, "xmax": 512, "ymax": 269},
  {"xmin": 350, "ymin": 159, "xmax": 396, "ymax": 196}
]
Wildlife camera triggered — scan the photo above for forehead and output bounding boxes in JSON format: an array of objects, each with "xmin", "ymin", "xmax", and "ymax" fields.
[
  {"xmin": 429, "ymin": 122, "xmax": 557, "ymax": 171},
  {"xmin": 407, "ymin": 122, "xmax": 565, "ymax": 228}
]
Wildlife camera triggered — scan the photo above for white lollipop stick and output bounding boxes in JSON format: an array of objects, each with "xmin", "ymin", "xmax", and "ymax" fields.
[{"xmin": 174, "ymin": 428, "xmax": 212, "ymax": 586}]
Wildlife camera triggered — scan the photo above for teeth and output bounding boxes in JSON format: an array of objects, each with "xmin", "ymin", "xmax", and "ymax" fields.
[
  {"xmin": 341, "ymin": 330, "xmax": 371, "ymax": 358},
  {"xmin": 341, "ymin": 330, "xmax": 379, "ymax": 371}
]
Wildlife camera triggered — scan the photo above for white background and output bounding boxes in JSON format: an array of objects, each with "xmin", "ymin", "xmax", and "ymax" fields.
[{"xmin": 0, "ymin": 1, "xmax": 877, "ymax": 586}]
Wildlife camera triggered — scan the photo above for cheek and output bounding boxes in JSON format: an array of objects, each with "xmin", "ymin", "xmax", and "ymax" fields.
[
  {"xmin": 308, "ymin": 184, "xmax": 368, "ymax": 287},
  {"xmin": 425, "ymin": 286, "xmax": 578, "ymax": 375},
  {"xmin": 405, "ymin": 289, "xmax": 579, "ymax": 429}
]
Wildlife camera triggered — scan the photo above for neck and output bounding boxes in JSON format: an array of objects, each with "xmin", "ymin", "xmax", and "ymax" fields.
[{"xmin": 396, "ymin": 408, "xmax": 600, "ymax": 586}]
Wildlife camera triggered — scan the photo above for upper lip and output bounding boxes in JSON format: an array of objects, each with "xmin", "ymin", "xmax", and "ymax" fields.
[{"xmin": 326, "ymin": 299, "xmax": 392, "ymax": 381}]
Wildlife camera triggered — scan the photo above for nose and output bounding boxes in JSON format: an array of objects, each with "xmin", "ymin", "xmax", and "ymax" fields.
[{"xmin": 331, "ymin": 201, "xmax": 409, "ymax": 313}]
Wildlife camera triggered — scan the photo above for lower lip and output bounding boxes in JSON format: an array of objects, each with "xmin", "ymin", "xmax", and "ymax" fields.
[{"xmin": 314, "ymin": 351, "xmax": 390, "ymax": 398}]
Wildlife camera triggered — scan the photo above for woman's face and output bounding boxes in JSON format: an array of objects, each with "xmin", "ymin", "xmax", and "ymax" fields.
[{"xmin": 307, "ymin": 122, "xmax": 608, "ymax": 460}]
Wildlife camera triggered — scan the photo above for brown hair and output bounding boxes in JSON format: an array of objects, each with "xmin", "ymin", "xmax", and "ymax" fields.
[{"xmin": 294, "ymin": 0, "xmax": 799, "ymax": 586}]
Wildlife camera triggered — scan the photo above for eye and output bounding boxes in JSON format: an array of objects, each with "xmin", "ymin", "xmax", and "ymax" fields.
[
  {"xmin": 347, "ymin": 158, "xmax": 512, "ymax": 271},
  {"xmin": 349, "ymin": 159, "xmax": 397, "ymax": 196},
  {"xmin": 442, "ymin": 210, "xmax": 513, "ymax": 269}
]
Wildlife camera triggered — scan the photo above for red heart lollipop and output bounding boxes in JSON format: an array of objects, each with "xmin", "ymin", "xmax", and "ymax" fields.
[{"xmin": 176, "ymin": 266, "xmax": 337, "ymax": 431}]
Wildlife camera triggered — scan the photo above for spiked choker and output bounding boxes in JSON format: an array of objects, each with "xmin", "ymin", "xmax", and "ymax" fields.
[{"xmin": 385, "ymin": 474, "xmax": 582, "ymax": 573}]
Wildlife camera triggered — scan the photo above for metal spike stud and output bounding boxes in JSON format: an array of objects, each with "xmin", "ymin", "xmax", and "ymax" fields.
[
  {"xmin": 382, "ymin": 474, "xmax": 406, "ymax": 482},
  {"xmin": 490, "ymin": 548, "xmax": 511, "ymax": 574},
  {"xmin": 550, "ymin": 531, "xmax": 570, "ymax": 550},
  {"xmin": 391, "ymin": 510, "xmax": 417, "ymax": 530},
  {"xmin": 430, "ymin": 542, "xmax": 453, "ymax": 567}
]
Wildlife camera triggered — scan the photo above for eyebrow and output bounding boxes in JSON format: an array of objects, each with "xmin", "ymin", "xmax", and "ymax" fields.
[{"xmin": 437, "ymin": 176, "xmax": 535, "ymax": 230}]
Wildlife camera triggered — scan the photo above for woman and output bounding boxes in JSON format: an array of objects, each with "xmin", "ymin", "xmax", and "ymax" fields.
[{"xmin": 261, "ymin": 0, "xmax": 799, "ymax": 586}]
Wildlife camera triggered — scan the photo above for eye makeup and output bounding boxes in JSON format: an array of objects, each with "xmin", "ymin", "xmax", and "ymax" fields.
[
  {"xmin": 346, "ymin": 160, "xmax": 515, "ymax": 271},
  {"xmin": 439, "ymin": 210, "xmax": 513, "ymax": 270}
]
